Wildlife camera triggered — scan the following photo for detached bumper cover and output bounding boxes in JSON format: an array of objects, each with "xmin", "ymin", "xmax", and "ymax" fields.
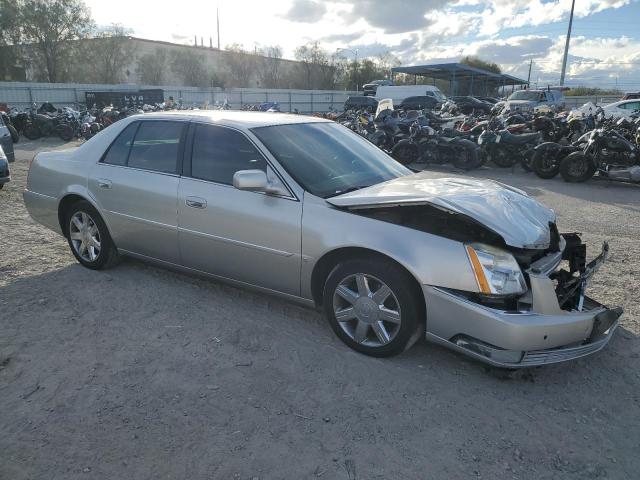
[{"xmin": 518, "ymin": 307, "xmax": 621, "ymax": 366}]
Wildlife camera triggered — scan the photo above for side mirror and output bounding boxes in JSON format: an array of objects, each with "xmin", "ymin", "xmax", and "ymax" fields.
[{"xmin": 233, "ymin": 169, "xmax": 287, "ymax": 196}]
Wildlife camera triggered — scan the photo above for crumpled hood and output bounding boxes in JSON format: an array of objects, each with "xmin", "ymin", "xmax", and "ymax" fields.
[{"xmin": 327, "ymin": 174, "xmax": 556, "ymax": 249}]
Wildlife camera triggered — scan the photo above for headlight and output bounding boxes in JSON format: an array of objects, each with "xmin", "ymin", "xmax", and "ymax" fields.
[{"xmin": 465, "ymin": 243, "xmax": 527, "ymax": 296}]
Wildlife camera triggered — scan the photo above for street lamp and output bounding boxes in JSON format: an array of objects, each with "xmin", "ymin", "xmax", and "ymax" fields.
[{"xmin": 337, "ymin": 47, "xmax": 359, "ymax": 92}]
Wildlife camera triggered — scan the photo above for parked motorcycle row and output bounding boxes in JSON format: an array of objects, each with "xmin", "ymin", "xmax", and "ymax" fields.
[
  {"xmin": 335, "ymin": 100, "xmax": 640, "ymax": 184},
  {"xmin": 3, "ymin": 96, "xmax": 639, "ymax": 186},
  {"xmin": 2, "ymin": 100, "xmax": 200, "ymax": 143}
]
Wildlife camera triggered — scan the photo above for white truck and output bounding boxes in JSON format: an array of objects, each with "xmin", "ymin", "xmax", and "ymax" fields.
[{"xmin": 375, "ymin": 85, "xmax": 447, "ymax": 105}]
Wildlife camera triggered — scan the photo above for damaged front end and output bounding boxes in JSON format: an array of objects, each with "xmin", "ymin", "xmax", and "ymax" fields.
[
  {"xmin": 327, "ymin": 175, "xmax": 622, "ymax": 367},
  {"xmin": 427, "ymin": 230, "xmax": 622, "ymax": 368}
]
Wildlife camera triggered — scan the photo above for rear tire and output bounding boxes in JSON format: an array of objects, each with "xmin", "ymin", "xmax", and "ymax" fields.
[
  {"xmin": 8, "ymin": 125, "xmax": 19, "ymax": 143},
  {"xmin": 23, "ymin": 124, "xmax": 41, "ymax": 140},
  {"xmin": 64, "ymin": 200, "xmax": 120, "ymax": 270},
  {"xmin": 323, "ymin": 258, "xmax": 424, "ymax": 357},
  {"xmin": 559, "ymin": 152, "xmax": 596, "ymax": 183}
]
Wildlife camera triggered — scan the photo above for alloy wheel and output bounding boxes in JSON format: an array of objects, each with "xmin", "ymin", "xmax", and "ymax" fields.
[
  {"xmin": 332, "ymin": 273, "xmax": 402, "ymax": 347},
  {"xmin": 69, "ymin": 211, "xmax": 101, "ymax": 262}
]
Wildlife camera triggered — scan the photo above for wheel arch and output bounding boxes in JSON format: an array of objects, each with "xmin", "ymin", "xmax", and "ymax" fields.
[
  {"xmin": 57, "ymin": 193, "xmax": 109, "ymax": 238},
  {"xmin": 310, "ymin": 246, "xmax": 426, "ymax": 316}
]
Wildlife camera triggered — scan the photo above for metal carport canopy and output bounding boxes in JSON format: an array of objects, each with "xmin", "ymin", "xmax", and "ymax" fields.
[{"xmin": 390, "ymin": 62, "xmax": 528, "ymax": 95}]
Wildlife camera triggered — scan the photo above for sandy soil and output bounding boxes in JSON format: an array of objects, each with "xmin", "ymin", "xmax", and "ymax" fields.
[{"xmin": 1, "ymin": 137, "xmax": 639, "ymax": 480}]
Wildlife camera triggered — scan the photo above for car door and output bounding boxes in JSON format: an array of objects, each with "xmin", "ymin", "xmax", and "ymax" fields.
[
  {"xmin": 177, "ymin": 122, "xmax": 302, "ymax": 296},
  {"xmin": 89, "ymin": 120, "xmax": 187, "ymax": 264}
]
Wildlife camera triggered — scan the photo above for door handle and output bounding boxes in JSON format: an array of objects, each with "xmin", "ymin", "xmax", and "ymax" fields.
[
  {"xmin": 186, "ymin": 196, "xmax": 207, "ymax": 209},
  {"xmin": 97, "ymin": 178, "xmax": 112, "ymax": 189}
]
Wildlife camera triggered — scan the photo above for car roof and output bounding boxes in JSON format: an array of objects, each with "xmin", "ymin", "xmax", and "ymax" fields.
[
  {"xmin": 402, "ymin": 96, "xmax": 434, "ymax": 101},
  {"xmin": 126, "ymin": 110, "xmax": 331, "ymax": 129},
  {"xmin": 608, "ymin": 100, "xmax": 638, "ymax": 107}
]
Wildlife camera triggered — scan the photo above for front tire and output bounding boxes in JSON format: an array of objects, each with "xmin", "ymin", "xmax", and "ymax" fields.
[
  {"xmin": 323, "ymin": 258, "xmax": 424, "ymax": 357},
  {"xmin": 559, "ymin": 152, "xmax": 596, "ymax": 183},
  {"xmin": 65, "ymin": 200, "xmax": 120, "ymax": 270},
  {"xmin": 531, "ymin": 143, "xmax": 562, "ymax": 179},
  {"xmin": 391, "ymin": 140, "xmax": 419, "ymax": 165},
  {"xmin": 486, "ymin": 144, "xmax": 515, "ymax": 167},
  {"xmin": 452, "ymin": 140, "xmax": 481, "ymax": 170},
  {"xmin": 57, "ymin": 124, "xmax": 74, "ymax": 142}
]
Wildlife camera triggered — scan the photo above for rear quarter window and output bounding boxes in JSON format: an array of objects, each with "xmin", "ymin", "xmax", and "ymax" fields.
[{"xmin": 102, "ymin": 122, "xmax": 138, "ymax": 166}]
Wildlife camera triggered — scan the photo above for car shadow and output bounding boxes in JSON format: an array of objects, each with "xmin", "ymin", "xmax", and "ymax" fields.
[{"xmin": 1, "ymin": 259, "xmax": 637, "ymax": 388}]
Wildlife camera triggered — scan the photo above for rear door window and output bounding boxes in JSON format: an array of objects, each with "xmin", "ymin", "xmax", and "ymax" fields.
[{"xmin": 128, "ymin": 121, "xmax": 185, "ymax": 174}]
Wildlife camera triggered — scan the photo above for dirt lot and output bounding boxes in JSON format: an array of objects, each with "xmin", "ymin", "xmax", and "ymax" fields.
[{"xmin": 1, "ymin": 137, "xmax": 639, "ymax": 480}]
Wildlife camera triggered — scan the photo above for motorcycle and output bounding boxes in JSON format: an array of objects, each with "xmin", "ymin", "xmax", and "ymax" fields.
[
  {"xmin": 559, "ymin": 128, "xmax": 640, "ymax": 183},
  {"xmin": 23, "ymin": 111, "xmax": 74, "ymax": 141},
  {"xmin": 478, "ymin": 127, "xmax": 542, "ymax": 169},
  {"xmin": 391, "ymin": 122, "xmax": 480, "ymax": 170}
]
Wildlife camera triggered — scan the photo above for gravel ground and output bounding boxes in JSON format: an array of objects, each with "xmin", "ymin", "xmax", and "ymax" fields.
[{"xmin": 1, "ymin": 137, "xmax": 639, "ymax": 480}]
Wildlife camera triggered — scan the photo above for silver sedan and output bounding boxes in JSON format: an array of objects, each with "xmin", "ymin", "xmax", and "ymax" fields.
[{"xmin": 23, "ymin": 111, "xmax": 621, "ymax": 367}]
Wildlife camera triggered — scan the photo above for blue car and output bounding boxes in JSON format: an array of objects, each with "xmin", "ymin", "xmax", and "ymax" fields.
[
  {"xmin": 0, "ymin": 145, "xmax": 10, "ymax": 190},
  {"xmin": 0, "ymin": 112, "xmax": 15, "ymax": 163}
]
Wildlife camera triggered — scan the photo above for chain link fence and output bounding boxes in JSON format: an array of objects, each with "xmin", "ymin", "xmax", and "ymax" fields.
[{"xmin": 0, "ymin": 82, "xmax": 359, "ymax": 113}]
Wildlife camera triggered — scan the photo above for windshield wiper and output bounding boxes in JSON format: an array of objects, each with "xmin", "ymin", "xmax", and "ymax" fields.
[{"xmin": 325, "ymin": 185, "xmax": 371, "ymax": 198}]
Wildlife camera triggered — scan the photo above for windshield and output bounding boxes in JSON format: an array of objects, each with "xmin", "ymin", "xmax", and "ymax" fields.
[
  {"xmin": 509, "ymin": 91, "xmax": 544, "ymax": 101},
  {"xmin": 251, "ymin": 122, "xmax": 410, "ymax": 198},
  {"xmin": 431, "ymin": 90, "xmax": 447, "ymax": 102}
]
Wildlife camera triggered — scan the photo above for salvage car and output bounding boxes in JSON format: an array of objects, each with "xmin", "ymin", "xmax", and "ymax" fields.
[
  {"xmin": 504, "ymin": 89, "xmax": 565, "ymax": 113},
  {"xmin": 23, "ymin": 111, "xmax": 622, "ymax": 367},
  {"xmin": 0, "ymin": 144, "xmax": 10, "ymax": 189},
  {"xmin": 0, "ymin": 110, "xmax": 15, "ymax": 163}
]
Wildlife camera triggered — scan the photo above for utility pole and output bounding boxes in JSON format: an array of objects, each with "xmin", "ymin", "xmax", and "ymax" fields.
[
  {"xmin": 354, "ymin": 49, "xmax": 359, "ymax": 93},
  {"xmin": 560, "ymin": 0, "xmax": 575, "ymax": 86},
  {"xmin": 217, "ymin": 8, "xmax": 221, "ymax": 49},
  {"xmin": 527, "ymin": 59, "xmax": 533, "ymax": 85}
]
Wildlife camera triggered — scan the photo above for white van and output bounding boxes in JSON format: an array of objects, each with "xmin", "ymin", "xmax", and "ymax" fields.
[{"xmin": 375, "ymin": 85, "xmax": 446, "ymax": 104}]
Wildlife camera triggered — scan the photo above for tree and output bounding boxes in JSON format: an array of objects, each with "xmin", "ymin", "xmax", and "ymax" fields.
[
  {"xmin": 18, "ymin": 0, "xmax": 94, "ymax": 82},
  {"xmin": 294, "ymin": 42, "xmax": 338, "ymax": 90},
  {"xmin": 564, "ymin": 86, "xmax": 622, "ymax": 96},
  {"xmin": 136, "ymin": 48, "xmax": 168, "ymax": 85},
  {"xmin": 83, "ymin": 24, "xmax": 135, "ymax": 84},
  {"xmin": 460, "ymin": 55, "xmax": 501, "ymax": 74},
  {"xmin": 170, "ymin": 49, "xmax": 209, "ymax": 87},
  {"xmin": 224, "ymin": 44, "xmax": 258, "ymax": 88},
  {"xmin": 257, "ymin": 45, "xmax": 283, "ymax": 88},
  {"xmin": 0, "ymin": 0, "xmax": 22, "ymax": 80}
]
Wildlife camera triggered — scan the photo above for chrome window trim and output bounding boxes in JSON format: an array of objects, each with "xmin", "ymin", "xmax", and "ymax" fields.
[
  {"xmin": 187, "ymin": 121, "xmax": 298, "ymax": 201},
  {"xmin": 95, "ymin": 162, "xmax": 181, "ymax": 178},
  {"xmin": 98, "ymin": 118, "xmax": 189, "ymax": 174}
]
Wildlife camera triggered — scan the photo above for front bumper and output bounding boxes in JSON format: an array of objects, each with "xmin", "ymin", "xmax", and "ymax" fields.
[{"xmin": 424, "ymin": 241, "xmax": 623, "ymax": 368}]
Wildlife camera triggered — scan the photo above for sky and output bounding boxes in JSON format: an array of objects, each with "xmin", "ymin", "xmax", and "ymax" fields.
[{"xmin": 85, "ymin": 0, "xmax": 640, "ymax": 90}]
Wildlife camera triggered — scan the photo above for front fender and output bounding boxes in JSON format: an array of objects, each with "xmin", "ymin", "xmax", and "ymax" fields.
[{"xmin": 301, "ymin": 195, "xmax": 479, "ymax": 300}]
